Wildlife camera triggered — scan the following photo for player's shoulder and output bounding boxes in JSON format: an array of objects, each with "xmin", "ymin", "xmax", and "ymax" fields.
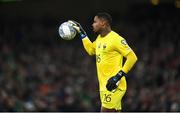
[{"xmin": 111, "ymin": 30, "xmax": 124, "ymax": 41}]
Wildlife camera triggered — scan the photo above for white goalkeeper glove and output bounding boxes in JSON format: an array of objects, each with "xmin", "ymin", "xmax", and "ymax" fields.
[{"xmin": 68, "ymin": 20, "xmax": 87, "ymax": 39}]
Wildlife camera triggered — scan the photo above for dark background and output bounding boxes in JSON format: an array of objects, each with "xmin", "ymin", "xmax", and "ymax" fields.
[{"xmin": 0, "ymin": 0, "xmax": 179, "ymax": 112}]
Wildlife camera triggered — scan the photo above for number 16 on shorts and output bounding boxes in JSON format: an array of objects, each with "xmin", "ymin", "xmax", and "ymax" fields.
[{"xmin": 103, "ymin": 94, "xmax": 112, "ymax": 103}]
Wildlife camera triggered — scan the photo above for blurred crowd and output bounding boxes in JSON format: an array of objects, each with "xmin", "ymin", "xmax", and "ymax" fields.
[
  {"xmin": 118, "ymin": 6, "xmax": 180, "ymax": 111},
  {"xmin": 0, "ymin": 5, "xmax": 179, "ymax": 112}
]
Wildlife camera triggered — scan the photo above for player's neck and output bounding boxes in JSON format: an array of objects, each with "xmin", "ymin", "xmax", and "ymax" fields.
[{"xmin": 100, "ymin": 27, "xmax": 111, "ymax": 37}]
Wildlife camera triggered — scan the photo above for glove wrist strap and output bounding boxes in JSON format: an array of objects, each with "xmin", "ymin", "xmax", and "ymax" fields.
[
  {"xmin": 116, "ymin": 70, "xmax": 126, "ymax": 80},
  {"xmin": 80, "ymin": 32, "xmax": 87, "ymax": 39}
]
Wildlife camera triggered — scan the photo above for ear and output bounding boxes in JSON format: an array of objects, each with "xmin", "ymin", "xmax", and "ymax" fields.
[{"xmin": 100, "ymin": 20, "xmax": 106, "ymax": 27}]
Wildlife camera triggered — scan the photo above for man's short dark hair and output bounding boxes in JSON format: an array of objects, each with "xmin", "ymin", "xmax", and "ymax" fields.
[{"xmin": 96, "ymin": 12, "xmax": 112, "ymax": 26}]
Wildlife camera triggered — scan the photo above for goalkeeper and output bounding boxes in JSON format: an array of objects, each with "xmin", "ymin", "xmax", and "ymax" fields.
[{"xmin": 68, "ymin": 12, "xmax": 137, "ymax": 112}]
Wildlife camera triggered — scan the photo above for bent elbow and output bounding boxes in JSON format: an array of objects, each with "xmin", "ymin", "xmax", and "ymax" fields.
[
  {"xmin": 86, "ymin": 48, "xmax": 95, "ymax": 56},
  {"xmin": 88, "ymin": 51, "xmax": 95, "ymax": 56},
  {"xmin": 134, "ymin": 55, "xmax": 138, "ymax": 63},
  {"xmin": 133, "ymin": 54, "xmax": 138, "ymax": 65},
  {"xmin": 129, "ymin": 51, "xmax": 138, "ymax": 64}
]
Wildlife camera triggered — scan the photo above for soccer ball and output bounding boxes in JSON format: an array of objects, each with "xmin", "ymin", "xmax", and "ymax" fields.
[{"xmin": 58, "ymin": 21, "xmax": 77, "ymax": 40}]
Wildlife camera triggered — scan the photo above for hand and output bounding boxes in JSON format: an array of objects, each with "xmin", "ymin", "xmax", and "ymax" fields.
[
  {"xmin": 106, "ymin": 71, "xmax": 126, "ymax": 92},
  {"xmin": 68, "ymin": 20, "xmax": 87, "ymax": 39}
]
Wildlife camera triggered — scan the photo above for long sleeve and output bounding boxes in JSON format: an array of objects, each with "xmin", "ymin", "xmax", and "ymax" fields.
[
  {"xmin": 113, "ymin": 36, "xmax": 138, "ymax": 74},
  {"xmin": 82, "ymin": 37, "xmax": 96, "ymax": 56},
  {"xmin": 122, "ymin": 50, "xmax": 138, "ymax": 73}
]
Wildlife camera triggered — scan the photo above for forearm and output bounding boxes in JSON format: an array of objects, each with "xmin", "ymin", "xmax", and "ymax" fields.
[
  {"xmin": 122, "ymin": 51, "xmax": 138, "ymax": 73},
  {"xmin": 82, "ymin": 37, "xmax": 95, "ymax": 56}
]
